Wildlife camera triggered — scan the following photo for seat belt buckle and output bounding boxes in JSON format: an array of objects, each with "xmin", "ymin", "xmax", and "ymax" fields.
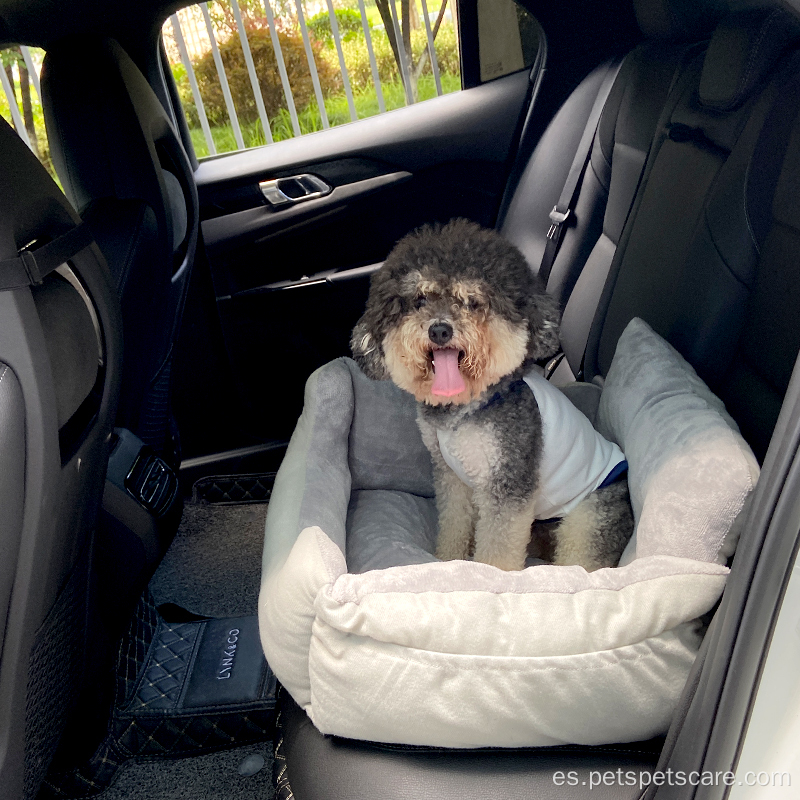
[
  {"xmin": 547, "ymin": 206, "xmax": 570, "ymax": 240},
  {"xmin": 543, "ymin": 351, "xmax": 566, "ymax": 380}
]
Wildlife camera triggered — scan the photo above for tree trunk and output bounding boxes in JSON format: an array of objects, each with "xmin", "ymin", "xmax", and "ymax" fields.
[
  {"xmin": 15, "ymin": 48, "xmax": 39, "ymax": 158},
  {"xmin": 374, "ymin": 0, "xmax": 402, "ymax": 72},
  {"xmin": 408, "ymin": 0, "xmax": 419, "ymax": 30},
  {"xmin": 3, "ymin": 63, "xmax": 18, "ymax": 134},
  {"xmin": 400, "ymin": 0, "xmax": 417, "ymax": 99},
  {"xmin": 376, "ymin": 0, "xmax": 420, "ymax": 102}
]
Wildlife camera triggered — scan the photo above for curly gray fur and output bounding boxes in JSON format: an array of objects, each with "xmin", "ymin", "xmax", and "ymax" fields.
[
  {"xmin": 351, "ymin": 218, "xmax": 561, "ymax": 378},
  {"xmin": 351, "ymin": 219, "xmax": 633, "ymax": 571}
]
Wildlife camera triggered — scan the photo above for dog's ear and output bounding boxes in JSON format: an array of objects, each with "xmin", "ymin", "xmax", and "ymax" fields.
[
  {"xmin": 524, "ymin": 287, "xmax": 562, "ymax": 362},
  {"xmin": 351, "ymin": 262, "xmax": 408, "ymax": 380},
  {"xmin": 350, "ymin": 317, "xmax": 389, "ymax": 380}
]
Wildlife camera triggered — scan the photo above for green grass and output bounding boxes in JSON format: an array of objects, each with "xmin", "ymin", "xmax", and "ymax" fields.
[{"xmin": 189, "ymin": 72, "xmax": 460, "ymax": 158}]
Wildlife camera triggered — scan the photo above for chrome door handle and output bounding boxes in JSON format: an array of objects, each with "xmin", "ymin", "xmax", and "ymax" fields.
[{"xmin": 259, "ymin": 174, "xmax": 332, "ymax": 207}]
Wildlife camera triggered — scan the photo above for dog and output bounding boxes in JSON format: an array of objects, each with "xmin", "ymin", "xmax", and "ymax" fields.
[{"xmin": 351, "ymin": 219, "xmax": 633, "ymax": 571}]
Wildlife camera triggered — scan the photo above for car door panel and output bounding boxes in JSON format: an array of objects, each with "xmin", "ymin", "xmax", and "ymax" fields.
[
  {"xmin": 182, "ymin": 69, "xmax": 533, "ymax": 451},
  {"xmin": 203, "ymin": 169, "xmax": 412, "ymax": 297}
]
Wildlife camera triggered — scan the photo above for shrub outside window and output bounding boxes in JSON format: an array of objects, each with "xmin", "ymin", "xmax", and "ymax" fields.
[
  {"xmin": 162, "ymin": 0, "xmax": 463, "ymax": 158},
  {"xmin": 0, "ymin": 46, "xmax": 58, "ymax": 182}
]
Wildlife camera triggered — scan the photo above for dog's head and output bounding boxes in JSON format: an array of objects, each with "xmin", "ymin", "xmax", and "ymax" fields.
[{"xmin": 351, "ymin": 219, "xmax": 561, "ymax": 405}]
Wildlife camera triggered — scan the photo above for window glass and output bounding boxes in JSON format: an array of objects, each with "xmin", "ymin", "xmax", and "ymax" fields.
[
  {"xmin": 162, "ymin": 0, "xmax": 463, "ymax": 158},
  {"xmin": 477, "ymin": 0, "xmax": 540, "ymax": 83},
  {"xmin": 0, "ymin": 46, "xmax": 59, "ymax": 184}
]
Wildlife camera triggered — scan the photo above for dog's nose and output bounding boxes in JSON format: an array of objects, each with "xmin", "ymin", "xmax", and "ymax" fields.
[{"xmin": 428, "ymin": 322, "xmax": 453, "ymax": 346}]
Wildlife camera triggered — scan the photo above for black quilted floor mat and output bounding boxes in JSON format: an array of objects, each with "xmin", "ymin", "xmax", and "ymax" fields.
[
  {"xmin": 42, "ymin": 474, "xmax": 277, "ymax": 799},
  {"xmin": 192, "ymin": 473, "xmax": 275, "ymax": 505},
  {"xmin": 42, "ymin": 594, "xmax": 276, "ymax": 800}
]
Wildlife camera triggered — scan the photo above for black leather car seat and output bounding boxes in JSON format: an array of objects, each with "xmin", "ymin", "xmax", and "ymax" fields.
[
  {"xmin": 499, "ymin": 0, "xmax": 718, "ymax": 312},
  {"xmin": 270, "ymin": 3, "xmax": 800, "ymax": 799},
  {"xmin": 0, "ymin": 117, "xmax": 122, "ymax": 800},
  {"xmin": 584, "ymin": 5, "xmax": 800, "ymax": 462},
  {"xmin": 41, "ymin": 38, "xmax": 198, "ymax": 465},
  {"xmin": 495, "ymin": 0, "xmax": 721, "ymax": 386}
]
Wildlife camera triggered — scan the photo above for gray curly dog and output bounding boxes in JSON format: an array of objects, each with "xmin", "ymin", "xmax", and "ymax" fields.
[{"xmin": 351, "ymin": 219, "xmax": 633, "ymax": 571}]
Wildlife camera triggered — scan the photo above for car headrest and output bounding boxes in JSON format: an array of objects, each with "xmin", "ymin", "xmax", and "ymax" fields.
[
  {"xmin": 0, "ymin": 116, "xmax": 120, "ymax": 440},
  {"xmin": 42, "ymin": 38, "xmax": 196, "ymax": 261},
  {"xmin": 633, "ymin": 0, "xmax": 724, "ymax": 41},
  {"xmin": 699, "ymin": 6, "xmax": 800, "ymax": 112}
]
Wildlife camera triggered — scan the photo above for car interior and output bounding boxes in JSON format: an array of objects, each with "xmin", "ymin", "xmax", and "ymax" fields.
[{"xmin": 2, "ymin": 0, "xmax": 800, "ymax": 796}]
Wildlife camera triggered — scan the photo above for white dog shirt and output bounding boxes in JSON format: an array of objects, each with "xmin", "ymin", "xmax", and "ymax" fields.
[{"xmin": 436, "ymin": 370, "xmax": 626, "ymax": 521}]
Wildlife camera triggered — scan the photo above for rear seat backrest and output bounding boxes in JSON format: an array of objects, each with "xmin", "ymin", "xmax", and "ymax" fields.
[
  {"xmin": 499, "ymin": 63, "xmax": 615, "ymax": 303},
  {"xmin": 499, "ymin": 0, "xmax": 720, "ymax": 314},
  {"xmin": 716, "ymin": 52, "xmax": 800, "ymax": 461},
  {"xmin": 555, "ymin": 39, "xmax": 703, "ymax": 378},
  {"xmin": 584, "ymin": 5, "xmax": 800, "ymax": 462}
]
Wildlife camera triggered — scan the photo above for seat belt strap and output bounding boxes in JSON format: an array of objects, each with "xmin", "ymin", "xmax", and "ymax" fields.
[
  {"xmin": 571, "ymin": 43, "xmax": 707, "ymax": 380},
  {"xmin": 538, "ymin": 59, "xmax": 623, "ymax": 288},
  {"xmin": 0, "ymin": 221, "xmax": 93, "ymax": 290}
]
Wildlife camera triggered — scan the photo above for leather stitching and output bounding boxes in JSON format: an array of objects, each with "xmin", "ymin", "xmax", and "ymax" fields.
[
  {"xmin": 740, "ymin": 10, "xmax": 781, "ymax": 103},
  {"xmin": 118, "ymin": 203, "xmax": 149, "ymax": 295},
  {"xmin": 726, "ymin": 9, "xmax": 782, "ymax": 113},
  {"xmin": 742, "ymin": 149, "xmax": 761, "ymax": 256}
]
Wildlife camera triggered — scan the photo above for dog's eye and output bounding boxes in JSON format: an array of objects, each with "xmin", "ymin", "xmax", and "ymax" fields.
[
  {"xmin": 414, "ymin": 296, "xmax": 428, "ymax": 309},
  {"xmin": 467, "ymin": 297, "xmax": 482, "ymax": 311}
]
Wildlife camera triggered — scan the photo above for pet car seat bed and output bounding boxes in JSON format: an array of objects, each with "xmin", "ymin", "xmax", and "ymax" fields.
[{"xmin": 258, "ymin": 318, "xmax": 759, "ymax": 748}]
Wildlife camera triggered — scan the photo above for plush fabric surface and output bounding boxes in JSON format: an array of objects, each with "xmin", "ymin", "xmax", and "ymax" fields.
[
  {"xmin": 560, "ymin": 380, "xmax": 603, "ymax": 425},
  {"xmin": 347, "ymin": 490, "xmax": 438, "ymax": 573},
  {"xmin": 320, "ymin": 554, "xmax": 727, "ymax": 658},
  {"xmin": 597, "ymin": 318, "xmax": 760, "ymax": 566},
  {"xmin": 258, "ymin": 322, "xmax": 759, "ymax": 747},
  {"xmin": 348, "ymin": 366, "xmax": 434, "ymax": 497},
  {"xmin": 263, "ymin": 525, "xmax": 725, "ymax": 747}
]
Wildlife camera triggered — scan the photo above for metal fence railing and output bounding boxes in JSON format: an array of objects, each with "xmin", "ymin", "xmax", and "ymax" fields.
[
  {"xmin": 163, "ymin": 0, "xmax": 459, "ymax": 158},
  {"xmin": 0, "ymin": 45, "xmax": 42, "ymax": 154},
  {"xmin": 0, "ymin": 45, "xmax": 65, "ymax": 183},
  {"xmin": 0, "ymin": 3, "xmax": 459, "ymax": 170}
]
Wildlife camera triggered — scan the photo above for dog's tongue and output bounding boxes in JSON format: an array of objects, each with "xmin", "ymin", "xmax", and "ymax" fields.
[{"xmin": 431, "ymin": 349, "xmax": 465, "ymax": 397}]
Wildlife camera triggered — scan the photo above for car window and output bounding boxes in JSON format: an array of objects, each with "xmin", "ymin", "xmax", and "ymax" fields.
[
  {"xmin": 0, "ymin": 46, "xmax": 58, "ymax": 183},
  {"xmin": 162, "ymin": 0, "xmax": 540, "ymax": 158}
]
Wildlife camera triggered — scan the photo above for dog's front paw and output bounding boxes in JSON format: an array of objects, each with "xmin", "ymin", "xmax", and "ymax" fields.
[
  {"xmin": 435, "ymin": 515, "xmax": 473, "ymax": 561},
  {"xmin": 471, "ymin": 499, "xmax": 536, "ymax": 571},
  {"xmin": 435, "ymin": 536, "xmax": 472, "ymax": 562},
  {"xmin": 432, "ymin": 463, "xmax": 476, "ymax": 562},
  {"xmin": 473, "ymin": 551, "xmax": 527, "ymax": 571}
]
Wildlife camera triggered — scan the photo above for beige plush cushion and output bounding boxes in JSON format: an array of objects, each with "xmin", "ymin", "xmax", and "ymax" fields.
[
  {"xmin": 597, "ymin": 318, "xmax": 760, "ymax": 565},
  {"xmin": 258, "ymin": 321, "xmax": 759, "ymax": 747}
]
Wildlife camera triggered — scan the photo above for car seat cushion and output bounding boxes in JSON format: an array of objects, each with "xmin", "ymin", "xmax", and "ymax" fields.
[
  {"xmin": 258, "ymin": 320, "xmax": 757, "ymax": 748},
  {"xmin": 598, "ymin": 318, "xmax": 760, "ymax": 566},
  {"xmin": 698, "ymin": 7, "xmax": 800, "ymax": 112},
  {"xmin": 346, "ymin": 490, "xmax": 439, "ymax": 573}
]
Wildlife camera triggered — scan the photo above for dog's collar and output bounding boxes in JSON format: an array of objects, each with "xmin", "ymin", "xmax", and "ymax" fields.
[{"xmin": 479, "ymin": 378, "xmax": 528, "ymax": 411}]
